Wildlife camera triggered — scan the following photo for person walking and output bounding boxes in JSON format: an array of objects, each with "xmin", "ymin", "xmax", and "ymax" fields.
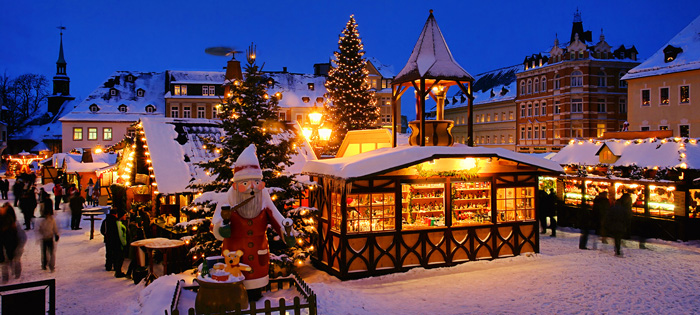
[
  {"xmin": 69, "ymin": 191, "xmax": 85, "ymax": 230},
  {"xmin": 12, "ymin": 180, "xmax": 23, "ymax": 207},
  {"xmin": 538, "ymin": 189, "xmax": 549, "ymax": 234},
  {"xmin": 37, "ymin": 206, "xmax": 59, "ymax": 272},
  {"xmin": 52, "ymin": 182, "xmax": 63, "ymax": 211},
  {"xmin": 606, "ymin": 193, "xmax": 633, "ymax": 257},
  {"xmin": 593, "ymin": 191, "xmax": 611, "ymax": 244},
  {"xmin": 0, "ymin": 178, "xmax": 8, "ymax": 200},
  {"xmin": 18, "ymin": 186, "xmax": 37, "ymax": 230},
  {"xmin": 101, "ymin": 209, "xmax": 127, "ymax": 277},
  {"xmin": 0, "ymin": 203, "xmax": 19, "ymax": 283},
  {"xmin": 85, "ymin": 179, "xmax": 94, "ymax": 207},
  {"xmin": 546, "ymin": 188, "xmax": 558, "ymax": 237}
]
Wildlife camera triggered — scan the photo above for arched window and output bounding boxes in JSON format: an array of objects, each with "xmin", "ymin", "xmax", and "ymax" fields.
[
  {"xmin": 118, "ymin": 104, "xmax": 128, "ymax": 113},
  {"xmin": 89, "ymin": 104, "xmax": 99, "ymax": 113},
  {"xmin": 554, "ymin": 74, "xmax": 561, "ymax": 90},
  {"xmin": 145, "ymin": 104, "xmax": 156, "ymax": 113},
  {"xmin": 571, "ymin": 71, "xmax": 583, "ymax": 87},
  {"xmin": 597, "ymin": 71, "xmax": 607, "ymax": 87},
  {"xmin": 541, "ymin": 76, "xmax": 547, "ymax": 91},
  {"xmin": 619, "ymin": 72, "xmax": 627, "ymax": 88},
  {"xmin": 534, "ymin": 78, "xmax": 539, "ymax": 93},
  {"xmin": 520, "ymin": 81, "xmax": 525, "ymax": 95},
  {"xmin": 527, "ymin": 79, "xmax": 532, "ymax": 94}
]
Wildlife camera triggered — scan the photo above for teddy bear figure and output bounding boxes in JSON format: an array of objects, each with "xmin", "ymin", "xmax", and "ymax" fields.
[{"xmin": 223, "ymin": 249, "xmax": 252, "ymax": 278}]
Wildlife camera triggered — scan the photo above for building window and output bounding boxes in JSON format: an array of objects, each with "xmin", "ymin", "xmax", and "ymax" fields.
[
  {"xmin": 597, "ymin": 123, "xmax": 606, "ymax": 138},
  {"xmin": 183, "ymin": 106, "xmax": 191, "ymax": 118},
  {"xmin": 554, "ymin": 124, "xmax": 560, "ymax": 139},
  {"xmin": 642, "ymin": 89, "xmax": 650, "ymax": 106},
  {"xmin": 89, "ymin": 104, "xmax": 99, "ymax": 113},
  {"xmin": 680, "ymin": 125, "xmax": 690, "ymax": 137},
  {"xmin": 571, "ymin": 71, "xmax": 583, "ymax": 87},
  {"xmin": 174, "ymin": 85, "xmax": 187, "ymax": 96},
  {"xmin": 527, "ymin": 126, "xmax": 532, "ymax": 139},
  {"xmin": 197, "ymin": 106, "xmax": 205, "ymax": 118},
  {"xmin": 659, "ymin": 125, "xmax": 668, "ymax": 130},
  {"xmin": 534, "ymin": 103, "xmax": 540, "ymax": 116},
  {"xmin": 520, "ymin": 81, "xmax": 525, "ymax": 95},
  {"xmin": 541, "ymin": 102, "xmax": 547, "ymax": 115},
  {"xmin": 110, "ymin": 89, "xmax": 117, "ymax": 96},
  {"xmin": 597, "ymin": 99, "xmax": 606, "ymax": 113},
  {"xmin": 534, "ymin": 126, "xmax": 539, "ymax": 139},
  {"xmin": 660, "ymin": 87, "xmax": 670, "ymax": 105},
  {"xmin": 208, "ymin": 85, "xmax": 216, "ymax": 96},
  {"xmin": 534, "ymin": 78, "xmax": 539, "ymax": 93},
  {"xmin": 202, "ymin": 86, "xmax": 209, "ymax": 96},
  {"xmin": 73, "ymin": 128, "xmax": 83, "ymax": 141},
  {"xmin": 597, "ymin": 71, "xmax": 606, "ymax": 87},
  {"xmin": 541, "ymin": 126, "xmax": 546, "ymax": 139},
  {"xmin": 103, "ymin": 128, "xmax": 113, "ymax": 141},
  {"xmin": 619, "ymin": 72, "xmax": 627, "ymax": 88},
  {"xmin": 572, "ymin": 125, "xmax": 583, "ymax": 138},
  {"xmin": 520, "ymin": 127, "xmax": 525, "ymax": 140},
  {"xmin": 279, "ymin": 112, "xmax": 286, "ymax": 121},
  {"xmin": 520, "ymin": 105, "xmax": 526, "ymax": 118},
  {"xmin": 579, "ymin": 51, "xmax": 584, "ymax": 59},
  {"xmin": 118, "ymin": 104, "xmax": 128, "ymax": 113},
  {"xmin": 145, "ymin": 104, "xmax": 156, "ymax": 113},
  {"xmin": 527, "ymin": 79, "xmax": 532, "ymax": 94},
  {"xmin": 509, "ymin": 111, "xmax": 513, "ymax": 120},
  {"xmin": 680, "ymin": 85, "xmax": 690, "ymax": 104},
  {"xmin": 137, "ymin": 89, "xmax": 144, "ymax": 97},
  {"xmin": 641, "ymin": 126, "xmax": 650, "ymax": 131},
  {"xmin": 554, "ymin": 74, "xmax": 561, "ymax": 90},
  {"xmin": 554, "ymin": 101, "xmax": 561, "ymax": 114},
  {"xmin": 501, "ymin": 112, "xmax": 506, "ymax": 121},
  {"xmin": 572, "ymin": 99, "xmax": 583, "ymax": 113},
  {"xmin": 486, "ymin": 114, "xmax": 491, "ymax": 122},
  {"xmin": 296, "ymin": 114, "xmax": 302, "ymax": 123},
  {"xmin": 541, "ymin": 76, "xmax": 547, "ymax": 91},
  {"xmin": 171, "ymin": 106, "xmax": 179, "ymax": 118},
  {"xmin": 619, "ymin": 99, "xmax": 627, "ymax": 113},
  {"xmin": 500, "ymin": 135, "xmax": 504, "ymax": 144},
  {"xmin": 527, "ymin": 104, "xmax": 532, "ymax": 117},
  {"xmin": 509, "ymin": 135, "xmax": 514, "ymax": 143},
  {"xmin": 486, "ymin": 136, "xmax": 490, "ymax": 144},
  {"xmin": 212, "ymin": 106, "xmax": 219, "ymax": 119},
  {"xmin": 475, "ymin": 115, "xmax": 480, "ymax": 123},
  {"xmin": 88, "ymin": 127, "xmax": 97, "ymax": 140},
  {"xmin": 494, "ymin": 113, "xmax": 499, "ymax": 121}
]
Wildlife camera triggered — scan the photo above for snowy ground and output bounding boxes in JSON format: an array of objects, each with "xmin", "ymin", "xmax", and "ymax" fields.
[{"xmin": 5, "ymin": 180, "xmax": 700, "ymax": 314}]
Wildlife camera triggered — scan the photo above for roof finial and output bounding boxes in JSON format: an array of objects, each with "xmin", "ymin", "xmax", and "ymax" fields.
[
  {"xmin": 56, "ymin": 25, "xmax": 66, "ymax": 65},
  {"xmin": 600, "ymin": 28, "xmax": 605, "ymax": 42},
  {"xmin": 554, "ymin": 33, "xmax": 559, "ymax": 46},
  {"xmin": 573, "ymin": 8, "xmax": 582, "ymax": 23},
  {"xmin": 429, "ymin": 9, "xmax": 433, "ymax": 14}
]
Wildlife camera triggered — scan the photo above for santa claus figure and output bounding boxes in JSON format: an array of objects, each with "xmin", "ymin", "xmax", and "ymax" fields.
[{"xmin": 212, "ymin": 144, "xmax": 291, "ymax": 300}]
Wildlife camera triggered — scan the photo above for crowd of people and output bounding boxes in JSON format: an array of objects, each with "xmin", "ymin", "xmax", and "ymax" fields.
[{"xmin": 101, "ymin": 206, "xmax": 150, "ymax": 283}]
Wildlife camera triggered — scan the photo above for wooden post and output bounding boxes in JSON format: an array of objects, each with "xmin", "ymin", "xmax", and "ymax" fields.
[{"xmin": 420, "ymin": 78, "xmax": 426, "ymax": 146}]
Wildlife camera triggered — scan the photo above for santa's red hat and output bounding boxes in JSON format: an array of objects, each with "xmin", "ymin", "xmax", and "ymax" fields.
[{"xmin": 233, "ymin": 144, "xmax": 263, "ymax": 182}]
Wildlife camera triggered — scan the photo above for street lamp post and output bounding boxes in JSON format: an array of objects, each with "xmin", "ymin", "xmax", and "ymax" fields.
[{"xmin": 302, "ymin": 103, "xmax": 332, "ymax": 158}]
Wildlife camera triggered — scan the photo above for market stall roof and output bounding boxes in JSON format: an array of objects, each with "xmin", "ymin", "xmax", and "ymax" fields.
[
  {"xmin": 65, "ymin": 158, "xmax": 110, "ymax": 173},
  {"xmin": 551, "ymin": 138, "xmax": 700, "ymax": 169},
  {"xmin": 302, "ymin": 144, "xmax": 563, "ymax": 181},
  {"xmin": 45, "ymin": 152, "xmax": 118, "ymax": 169},
  {"xmin": 140, "ymin": 117, "xmax": 316, "ymax": 195}
]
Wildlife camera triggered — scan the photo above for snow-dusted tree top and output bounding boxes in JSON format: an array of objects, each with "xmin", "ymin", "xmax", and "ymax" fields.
[
  {"xmin": 394, "ymin": 11, "xmax": 474, "ymax": 84},
  {"xmin": 623, "ymin": 14, "xmax": 700, "ymax": 80},
  {"xmin": 302, "ymin": 144, "xmax": 562, "ymax": 180},
  {"xmin": 551, "ymin": 137, "xmax": 700, "ymax": 169}
]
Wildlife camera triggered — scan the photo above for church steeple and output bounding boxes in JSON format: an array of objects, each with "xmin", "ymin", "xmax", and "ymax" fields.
[
  {"xmin": 570, "ymin": 9, "xmax": 592, "ymax": 43},
  {"xmin": 48, "ymin": 25, "xmax": 74, "ymax": 116}
]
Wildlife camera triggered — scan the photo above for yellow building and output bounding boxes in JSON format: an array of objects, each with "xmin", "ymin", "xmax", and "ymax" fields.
[{"xmin": 623, "ymin": 14, "xmax": 700, "ymax": 137}]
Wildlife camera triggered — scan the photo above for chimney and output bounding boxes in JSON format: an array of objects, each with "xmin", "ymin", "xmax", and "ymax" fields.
[
  {"xmin": 225, "ymin": 57, "xmax": 242, "ymax": 81},
  {"xmin": 283, "ymin": 67, "xmax": 288, "ymax": 73},
  {"xmin": 81, "ymin": 148, "xmax": 93, "ymax": 163}
]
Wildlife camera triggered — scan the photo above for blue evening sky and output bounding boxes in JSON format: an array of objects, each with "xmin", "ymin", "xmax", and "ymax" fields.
[{"xmin": 1, "ymin": 0, "xmax": 699, "ymax": 119}]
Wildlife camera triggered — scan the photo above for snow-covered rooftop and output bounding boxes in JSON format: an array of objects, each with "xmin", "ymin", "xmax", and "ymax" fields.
[
  {"xmin": 447, "ymin": 64, "xmax": 521, "ymax": 109},
  {"xmin": 551, "ymin": 137, "xmax": 700, "ymax": 169},
  {"xmin": 168, "ymin": 70, "xmax": 225, "ymax": 84},
  {"xmin": 12, "ymin": 98, "xmax": 76, "ymax": 145},
  {"xmin": 394, "ymin": 11, "xmax": 474, "ymax": 84},
  {"xmin": 623, "ymin": 14, "xmax": 700, "ymax": 80},
  {"xmin": 302, "ymin": 144, "xmax": 562, "ymax": 180},
  {"xmin": 267, "ymin": 72, "xmax": 329, "ymax": 108},
  {"xmin": 60, "ymin": 71, "xmax": 165, "ymax": 122},
  {"xmin": 366, "ymin": 57, "xmax": 396, "ymax": 78}
]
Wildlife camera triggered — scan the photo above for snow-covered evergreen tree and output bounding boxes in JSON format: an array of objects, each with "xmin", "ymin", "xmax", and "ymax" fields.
[{"xmin": 325, "ymin": 15, "xmax": 378, "ymax": 151}]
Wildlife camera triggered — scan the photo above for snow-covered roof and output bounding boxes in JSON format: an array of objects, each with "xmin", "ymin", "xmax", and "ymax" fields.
[
  {"xmin": 394, "ymin": 11, "xmax": 474, "ymax": 84},
  {"xmin": 60, "ymin": 71, "xmax": 165, "ymax": 122},
  {"xmin": 168, "ymin": 70, "xmax": 225, "ymax": 84},
  {"xmin": 623, "ymin": 14, "xmax": 700, "ymax": 80},
  {"xmin": 267, "ymin": 72, "xmax": 328, "ymax": 108},
  {"xmin": 447, "ymin": 65, "xmax": 521, "ymax": 109},
  {"xmin": 141, "ymin": 117, "xmax": 316, "ymax": 195},
  {"xmin": 49, "ymin": 152, "xmax": 118, "ymax": 171},
  {"xmin": 302, "ymin": 144, "xmax": 562, "ymax": 180},
  {"xmin": 366, "ymin": 57, "xmax": 396, "ymax": 78},
  {"xmin": 551, "ymin": 137, "xmax": 700, "ymax": 169},
  {"xmin": 11, "ymin": 95, "xmax": 76, "ymax": 145},
  {"xmin": 65, "ymin": 159, "xmax": 110, "ymax": 173}
]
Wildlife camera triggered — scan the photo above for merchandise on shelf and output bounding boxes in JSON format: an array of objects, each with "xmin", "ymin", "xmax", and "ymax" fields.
[
  {"xmin": 402, "ymin": 183, "xmax": 445, "ymax": 229},
  {"xmin": 451, "ymin": 181, "xmax": 491, "ymax": 226},
  {"xmin": 496, "ymin": 187, "xmax": 535, "ymax": 222}
]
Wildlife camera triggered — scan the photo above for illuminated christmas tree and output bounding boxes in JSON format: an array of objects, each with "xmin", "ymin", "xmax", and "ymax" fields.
[
  {"xmin": 185, "ymin": 44, "xmax": 318, "ymax": 270},
  {"xmin": 325, "ymin": 15, "xmax": 379, "ymax": 151}
]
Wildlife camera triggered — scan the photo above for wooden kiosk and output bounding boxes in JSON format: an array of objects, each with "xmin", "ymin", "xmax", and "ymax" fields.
[{"xmin": 302, "ymin": 11, "xmax": 563, "ymax": 280}]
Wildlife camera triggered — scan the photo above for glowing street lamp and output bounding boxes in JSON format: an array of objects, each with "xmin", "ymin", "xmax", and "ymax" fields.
[{"xmin": 303, "ymin": 103, "xmax": 333, "ymax": 157}]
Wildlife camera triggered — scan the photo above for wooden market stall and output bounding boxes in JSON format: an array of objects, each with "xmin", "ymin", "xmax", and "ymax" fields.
[
  {"xmin": 303, "ymin": 146, "xmax": 562, "ymax": 279},
  {"xmin": 548, "ymin": 137, "xmax": 700, "ymax": 240}
]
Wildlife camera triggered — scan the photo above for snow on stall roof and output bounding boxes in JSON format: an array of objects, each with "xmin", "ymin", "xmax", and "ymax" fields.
[
  {"xmin": 394, "ymin": 11, "xmax": 473, "ymax": 84},
  {"xmin": 168, "ymin": 70, "xmax": 225, "ymax": 84},
  {"xmin": 302, "ymin": 144, "xmax": 562, "ymax": 180},
  {"xmin": 623, "ymin": 14, "xmax": 700, "ymax": 80},
  {"xmin": 60, "ymin": 71, "xmax": 165, "ymax": 122},
  {"xmin": 65, "ymin": 158, "xmax": 109, "ymax": 173},
  {"xmin": 551, "ymin": 137, "xmax": 700, "ymax": 169}
]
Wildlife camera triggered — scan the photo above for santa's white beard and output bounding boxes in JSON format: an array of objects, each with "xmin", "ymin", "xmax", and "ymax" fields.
[{"xmin": 236, "ymin": 189, "xmax": 263, "ymax": 219}]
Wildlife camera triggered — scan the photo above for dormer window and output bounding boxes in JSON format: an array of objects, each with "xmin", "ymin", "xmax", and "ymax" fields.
[
  {"xmin": 316, "ymin": 97, "xmax": 324, "ymax": 103},
  {"xmin": 137, "ymin": 89, "xmax": 145, "ymax": 97},
  {"xmin": 89, "ymin": 104, "xmax": 100, "ymax": 113},
  {"xmin": 145, "ymin": 104, "xmax": 156, "ymax": 113},
  {"xmin": 663, "ymin": 45, "xmax": 683, "ymax": 63},
  {"xmin": 118, "ymin": 104, "xmax": 128, "ymax": 113},
  {"xmin": 307, "ymin": 83, "xmax": 315, "ymax": 91},
  {"xmin": 110, "ymin": 89, "xmax": 117, "ymax": 96},
  {"xmin": 126, "ymin": 75, "xmax": 134, "ymax": 82},
  {"xmin": 302, "ymin": 97, "xmax": 310, "ymax": 103}
]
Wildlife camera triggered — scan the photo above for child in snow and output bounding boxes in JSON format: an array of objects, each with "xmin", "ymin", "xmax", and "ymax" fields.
[{"xmin": 38, "ymin": 198, "xmax": 59, "ymax": 271}]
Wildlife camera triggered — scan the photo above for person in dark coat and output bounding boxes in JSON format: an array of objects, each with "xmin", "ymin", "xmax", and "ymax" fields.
[
  {"xmin": 12, "ymin": 180, "xmax": 23, "ymax": 207},
  {"xmin": 0, "ymin": 203, "xmax": 19, "ymax": 283},
  {"xmin": 101, "ymin": 209, "xmax": 126, "ymax": 277},
  {"xmin": 52, "ymin": 182, "xmax": 63, "ymax": 210},
  {"xmin": 606, "ymin": 193, "xmax": 633, "ymax": 256},
  {"xmin": 592, "ymin": 191, "xmax": 611, "ymax": 244},
  {"xmin": 18, "ymin": 186, "xmax": 37, "ymax": 230},
  {"xmin": 546, "ymin": 188, "xmax": 558, "ymax": 237},
  {"xmin": 0, "ymin": 178, "xmax": 8, "ymax": 200},
  {"xmin": 68, "ymin": 191, "xmax": 85, "ymax": 230},
  {"xmin": 581, "ymin": 192, "xmax": 609, "ymax": 249},
  {"xmin": 538, "ymin": 189, "xmax": 549, "ymax": 234}
]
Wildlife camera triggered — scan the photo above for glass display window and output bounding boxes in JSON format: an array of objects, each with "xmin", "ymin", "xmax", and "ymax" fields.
[
  {"xmin": 563, "ymin": 179, "xmax": 583, "ymax": 205},
  {"xmin": 689, "ymin": 189, "xmax": 700, "ymax": 218},
  {"xmin": 346, "ymin": 192, "xmax": 396, "ymax": 233},
  {"xmin": 330, "ymin": 192, "xmax": 342, "ymax": 232},
  {"xmin": 538, "ymin": 176, "xmax": 557, "ymax": 193},
  {"xmin": 584, "ymin": 180, "xmax": 611, "ymax": 205},
  {"xmin": 496, "ymin": 187, "xmax": 535, "ymax": 222},
  {"xmin": 451, "ymin": 181, "xmax": 491, "ymax": 226},
  {"xmin": 401, "ymin": 183, "xmax": 445, "ymax": 229},
  {"xmin": 614, "ymin": 182, "xmax": 645, "ymax": 214},
  {"xmin": 648, "ymin": 185, "xmax": 675, "ymax": 217}
]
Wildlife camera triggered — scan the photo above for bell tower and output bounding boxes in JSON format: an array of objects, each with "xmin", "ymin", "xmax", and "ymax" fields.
[{"xmin": 48, "ymin": 25, "xmax": 74, "ymax": 116}]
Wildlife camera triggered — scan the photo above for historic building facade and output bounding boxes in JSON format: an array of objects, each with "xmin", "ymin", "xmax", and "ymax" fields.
[
  {"xmin": 623, "ymin": 14, "xmax": 700, "ymax": 137},
  {"xmin": 515, "ymin": 11, "xmax": 640, "ymax": 153}
]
